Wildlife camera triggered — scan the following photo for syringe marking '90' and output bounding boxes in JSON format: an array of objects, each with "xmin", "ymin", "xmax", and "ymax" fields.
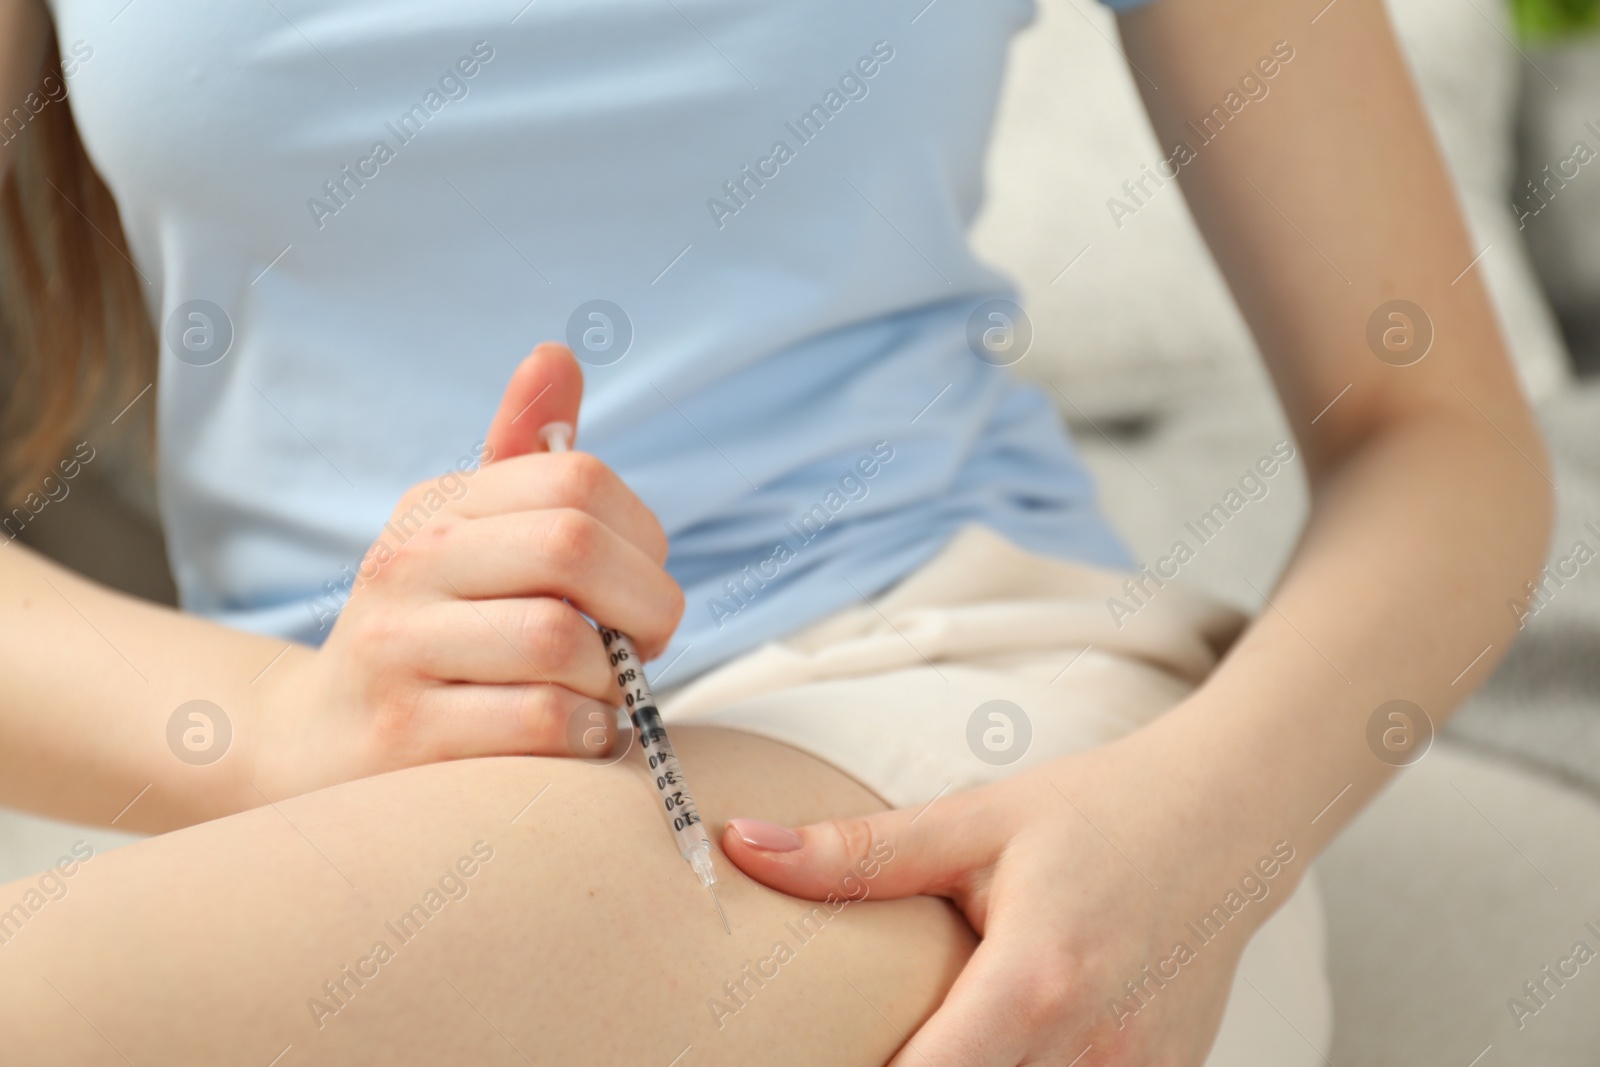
[{"xmin": 610, "ymin": 635, "xmax": 703, "ymax": 830}]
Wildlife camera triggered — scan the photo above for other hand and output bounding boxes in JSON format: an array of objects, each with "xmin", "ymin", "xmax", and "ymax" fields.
[{"xmin": 723, "ymin": 733, "xmax": 1301, "ymax": 1066}]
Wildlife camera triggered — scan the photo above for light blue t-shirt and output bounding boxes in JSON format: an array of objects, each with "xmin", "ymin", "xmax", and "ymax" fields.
[{"xmin": 51, "ymin": 0, "xmax": 1137, "ymax": 686}]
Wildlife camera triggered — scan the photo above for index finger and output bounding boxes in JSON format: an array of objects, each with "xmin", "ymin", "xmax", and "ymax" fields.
[{"xmin": 439, "ymin": 451, "xmax": 670, "ymax": 565}]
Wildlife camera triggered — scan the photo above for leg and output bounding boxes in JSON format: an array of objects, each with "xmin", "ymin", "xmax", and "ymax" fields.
[{"xmin": 0, "ymin": 728, "xmax": 975, "ymax": 1066}]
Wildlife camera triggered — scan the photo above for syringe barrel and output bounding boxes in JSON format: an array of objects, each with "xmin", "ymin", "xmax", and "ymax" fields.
[{"xmin": 599, "ymin": 627, "xmax": 714, "ymax": 872}]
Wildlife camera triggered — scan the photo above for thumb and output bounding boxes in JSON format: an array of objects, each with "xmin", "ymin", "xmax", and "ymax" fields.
[
  {"xmin": 721, "ymin": 799, "xmax": 993, "ymax": 904},
  {"xmin": 484, "ymin": 342, "xmax": 584, "ymax": 463}
]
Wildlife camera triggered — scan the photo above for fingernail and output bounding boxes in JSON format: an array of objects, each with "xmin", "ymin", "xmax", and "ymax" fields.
[{"xmin": 727, "ymin": 818, "xmax": 803, "ymax": 852}]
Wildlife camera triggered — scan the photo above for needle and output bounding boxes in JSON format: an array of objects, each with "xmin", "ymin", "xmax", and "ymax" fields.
[{"xmin": 710, "ymin": 884, "xmax": 730, "ymax": 934}]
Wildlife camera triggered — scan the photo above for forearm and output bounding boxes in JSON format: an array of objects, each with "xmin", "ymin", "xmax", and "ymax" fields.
[
  {"xmin": 0, "ymin": 541, "xmax": 300, "ymax": 829},
  {"xmin": 1105, "ymin": 0, "xmax": 1553, "ymax": 881},
  {"xmin": 1131, "ymin": 410, "xmax": 1548, "ymax": 877}
]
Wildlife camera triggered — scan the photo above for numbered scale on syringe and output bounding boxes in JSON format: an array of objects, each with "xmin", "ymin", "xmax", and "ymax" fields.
[
  {"xmin": 540, "ymin": 420, "xmax": 728, "ymax": 932},
  {"xmin": 599, "ymin": 626, "xmax": 715, "ymax": 871}
]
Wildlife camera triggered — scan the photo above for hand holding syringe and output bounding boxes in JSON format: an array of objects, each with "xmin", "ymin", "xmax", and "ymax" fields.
[{"xmin": 540, "ymin": 420, "xmax": 730, "ymax": 935}]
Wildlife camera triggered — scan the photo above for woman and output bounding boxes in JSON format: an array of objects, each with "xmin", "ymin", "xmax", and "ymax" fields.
[{"xmin": 0, "ymin": 0, "xmax": 1550, "ymax": 1063}]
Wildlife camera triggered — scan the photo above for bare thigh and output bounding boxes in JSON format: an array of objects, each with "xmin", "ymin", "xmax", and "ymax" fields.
[{"xmin": 0, "ymin": 727, "xmax": 976, "ymax": 1066}]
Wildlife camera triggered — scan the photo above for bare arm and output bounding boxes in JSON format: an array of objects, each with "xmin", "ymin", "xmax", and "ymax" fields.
[
  {"xmin": 727, "ymin": 2, "xmax": 1553, "ymax": 1062},
  {"xmin": 1115, "ymin": 0, "xmax": 1551, "ymax": 862},
  {"xmin": 0, "ymin": 541, "xmax": 296, "ymax": 828}
]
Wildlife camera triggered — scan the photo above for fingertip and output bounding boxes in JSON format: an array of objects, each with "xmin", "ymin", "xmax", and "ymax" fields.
[
  {"xmin": 531, "ymin": 340, "xmax": 573, "ymax": 359},
  {"xmin": 485, "ymin": 343, "xmax": 585, "ymax": 461}
]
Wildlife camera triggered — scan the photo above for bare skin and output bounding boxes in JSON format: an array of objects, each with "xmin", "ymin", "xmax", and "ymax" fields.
[
  {"xmin": 719, "ymin": 3, "xmax": 1554, "ymax": 1063},
  {"xmin": 0, "ymin": 728, "xmax": 976, "ymax": 1066},
  {"xmin": 0, "ymin": 0, "xmax": 1554, "ymax": 1063}
]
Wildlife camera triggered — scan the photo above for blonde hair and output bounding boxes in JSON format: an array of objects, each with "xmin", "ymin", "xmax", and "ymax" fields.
[{"xmin": 0, "ymin": 26, "xmax": 153, "ymax": 507}]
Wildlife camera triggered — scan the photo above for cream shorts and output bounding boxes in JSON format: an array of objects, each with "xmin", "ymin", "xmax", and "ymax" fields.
[{"xmin": 659, "ymin": 524, "xmax": 1332, "ymax": 1066}]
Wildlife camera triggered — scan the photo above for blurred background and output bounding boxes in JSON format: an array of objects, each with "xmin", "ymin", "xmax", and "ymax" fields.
[{"xmin": 5, "ymin": 0, "xmax": 1599, "ymax": 1062}]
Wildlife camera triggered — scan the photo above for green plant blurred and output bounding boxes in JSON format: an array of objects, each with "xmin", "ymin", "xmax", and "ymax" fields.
[{"xmin": 1514, "ymin": 0, "xmax": 1600, "ymax": 38}]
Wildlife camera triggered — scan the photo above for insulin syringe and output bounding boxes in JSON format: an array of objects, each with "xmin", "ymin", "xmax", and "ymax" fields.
[{"xmin": 540, "ymin": 421, "xmax": 730, "ymax": 935}]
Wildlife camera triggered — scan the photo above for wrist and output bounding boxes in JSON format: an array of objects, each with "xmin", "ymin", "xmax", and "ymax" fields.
[
  {"xmin": 227, "ymin": 642, "xmax": 322, "ymax": 814},
  {"xmin": 1065, "ymin": 709, "xmax": 1316, "ymax": 932},
  {"xmin": 1137, "ymin": 684, "xmax": 1364, "ymax": 864}
]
